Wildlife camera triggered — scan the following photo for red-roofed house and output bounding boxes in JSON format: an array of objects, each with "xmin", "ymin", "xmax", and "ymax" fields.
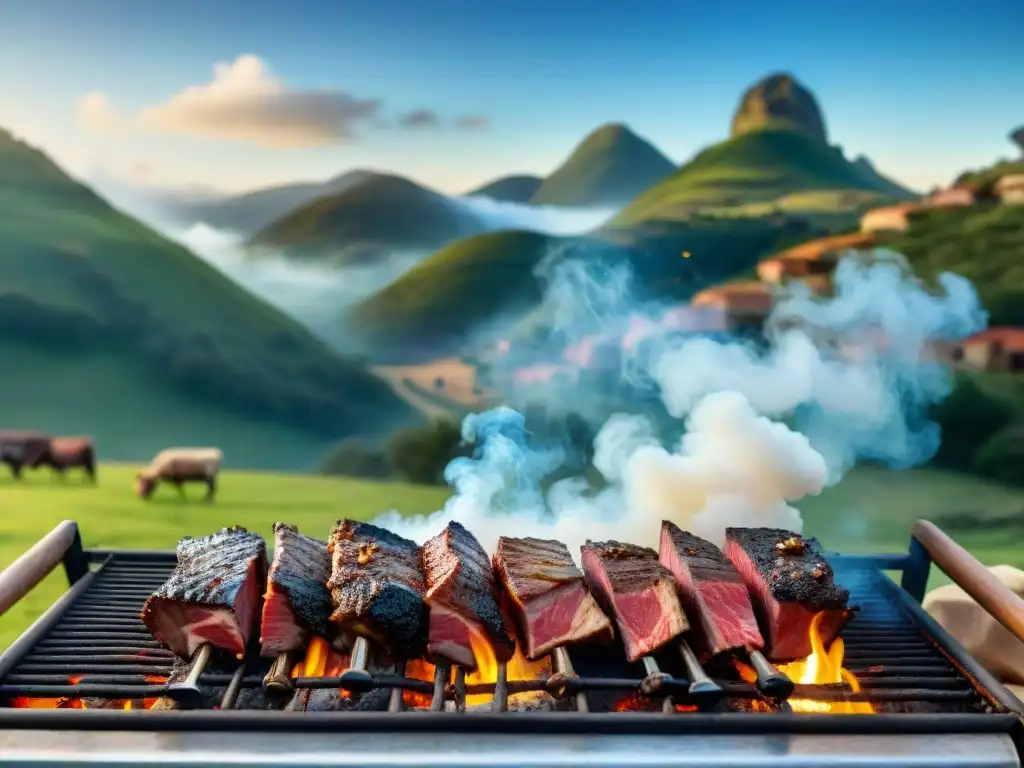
[
  {"xmin": 945, "ymin": 328, "xmax": 1024, "ymax": 373},
  {"xmin": 691, "ymin": 282, "xmax": 774, "ymax": 330}
]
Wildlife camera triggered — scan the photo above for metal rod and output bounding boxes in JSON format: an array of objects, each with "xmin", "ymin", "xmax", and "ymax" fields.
[
  {"xmin": 263, "ymin": 652, "xmax": 294, "ymax": 694},
  {"xmin": 219, "ymin": 664, "xmax": 246, "ymax": 710},
  {"xmin": 339, "ymin": 636, "xmax": 373, "ymax": 691},
  {"xmin": 387, "ymin": 661, "xmax": 406, "ymax": 712},
  {"xmin": 677, "ymin": 638, "xmax": 723, "ymax": 707},
  {"xmin": 165, "ymin": 643, "xmax": 213, "ymax": 709},
  {"xmin": 551, "ymin": 647, "xmax": 588, "ymax": 713},
  {"xmin": 640, "ymin": 656, "xmax": 675, "ymax": 713},
  {"xmin": 493, "ymin": 661, "xmax": 508, "ymax": 712},
  {"xmin": 453, "ymin": 666, "xmax": 467, "ymax": 713},
  {"xmin": 429, "ymin": 664, "xmax": 449, "ymax": 712},
  {"xmin": 748, "ymin": 649, "xmax": 794, "ymax": 699}
]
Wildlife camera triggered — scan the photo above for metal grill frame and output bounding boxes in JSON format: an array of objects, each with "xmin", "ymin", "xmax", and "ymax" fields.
[{"xmin": 1, "ymin": 520, "xmax": 1023, "ymax": 743}]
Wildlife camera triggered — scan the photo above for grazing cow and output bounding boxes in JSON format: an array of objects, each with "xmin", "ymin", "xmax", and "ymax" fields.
[
  {"xmin": 135, "ymin": 447, "xmax": 223, "ymax": 502},
  {"xmin": 33, "ymin": 436, "xmax": 97, "ymax": 483},
  {"xmin": 0, "ymin": 431, "xmax": 52, "ymax": 480}
]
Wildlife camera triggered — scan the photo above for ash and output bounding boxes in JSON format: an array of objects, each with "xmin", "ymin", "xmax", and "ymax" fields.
[{"xmin": 460, "ymin": 692, "xmax": 565, "ymax": 713}]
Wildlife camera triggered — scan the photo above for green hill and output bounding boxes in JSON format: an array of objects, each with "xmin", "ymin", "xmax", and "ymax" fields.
[
  {"xmin": 610, "ymin": 128, "xmax": 914, "ymax": 227},
  {"xmin": 174, "ymin": 170, "xmax": 378, "ymax": 234},
  {"xmin": 346, "ymin": 215, "xmax": 826, "ymax": 361},
  {"xmin": 248, "ymin": 174, "xmax": 486, "ymax": 262},
  {"xmin": 466, "ymin": 174, "xmax": 543, "ymax": 203},
  {"xmin": 874, "ymin": 202, "xmax": 1024, "ymax": 326},
  {"xmin": 0, "ymin": 128, "xmax": 414, "ymax": 464},
  {"xmin": 529, "ymin": 123, "xmax": 675, "ymax": 208}
]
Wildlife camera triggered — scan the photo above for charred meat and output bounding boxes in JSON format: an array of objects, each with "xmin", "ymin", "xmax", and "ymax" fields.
[
  {"xmin": 141, "ymin": 527, "xmax": 267, "ymax": 659},
  {"xmin": 494, "ymin": 536, "xmax": 613, "ymax": 660},
  {"xmin": 260, "ymin": 522, "xmax": 333, "ymax": 657},
  {"xmin": 659, "ymin": 521, "xmax": 764, "ymax": 660},
  {"xmin": 724, "ymin": 527, "xmax": 851, "ymax": 661},
  {"xmin": 423, "ymin": 521, "xmax": 516, "ymax": 668},
  {"xmin": 580, "ymin": 540, "xmax": 689, "ymax": 663},
  {"xmin": 326, "ymin": 520, "xmax": 429, "ymax": 659}
]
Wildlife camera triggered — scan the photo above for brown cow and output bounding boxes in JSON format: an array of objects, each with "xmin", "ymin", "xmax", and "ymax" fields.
[
  {"xmin": 33, "ymin": 436, "xmax": 97, "ymax": 483},
  {"xmin": 135, "ymin": 447, "xmax": 222, "ymax": 502},
  {"xmin": 0, "ymin": 431, "xmax": 52, "ymax": 480}
]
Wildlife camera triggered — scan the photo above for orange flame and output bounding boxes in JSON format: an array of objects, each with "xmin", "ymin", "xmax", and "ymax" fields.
[
  {"xmin": 403, "ymin": 659, "xmax": 436, "ymax": 708},
  {"xmin": 290, "ymin": 636, "xmax": 352, "ymax": 698},
  {"xmin": 464, "ymin": 628, "xmax": 550, "ymax": 707},
  {"xmin": 735, "ymin": 612, "xmax": 874, "ymax": 714}
]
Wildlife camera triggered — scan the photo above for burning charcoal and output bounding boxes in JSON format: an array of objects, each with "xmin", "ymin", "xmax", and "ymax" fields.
[
  {"xmin": 327, "ymin": 520, "xmax": 429, "ymax": 659},
  {"xmin": 141, "ymin": 527, "xmax": 268, "ymax": 659},
  {"xmin": 580, "ymin": 540, "xmax": 689, "ymax": 663},
  {"xmin": 261, "ymin": 523, "xmax": 332, "ymax": 658},
  {"xmin": 659, "ymin": 522, "xmax": 764, "ymax": 659},
  {"xmin": 423, "ymin": 522, "xmax": 515, "ymax": 668},
  {"xmin": 153, "ymin": 653, "xmax": 282, "ymax": 711},
  {"xmin": 724, "ymin": 528, "xmax": 851, "ymax": 662},
  {"xmin": 494, "ymin": 536, "xmax": 613, "ymax": 661}
]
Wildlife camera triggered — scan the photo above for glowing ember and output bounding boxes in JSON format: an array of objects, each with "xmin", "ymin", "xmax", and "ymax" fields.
[
  {"xmin": 402, "ymin": 659, "xmax": 436, "ymax": 708},
  {"xmin": 9, "ymin": 674, "xmax": 167, "ymax": 710},
  {"xmin": 291, "ymin": 636, "xmax": 352, "ymax": 698},
  {"xmin": 735, "ymin": 612, "xmax": 874, "ymax": 714}
]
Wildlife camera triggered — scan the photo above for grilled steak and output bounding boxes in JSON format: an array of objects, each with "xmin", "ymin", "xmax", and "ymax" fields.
[
  {"xmin": 494, "ymin": 536, "xmax": 613, "ymax": 660},
  {"xmin": 423, "ymin": 521, "xmax": 516, "ymax": 668},
  {"xmin": 141, "ymin": 526, "xmax": 267, "ymax": 659},
  {"xmin": 326, "ymin": 519, "xmax": 429, "ymax": 659},
  {"xmin": 580, "ymin": 540, "xmax": 689, "ymax": 662},
  {"xmin": 659, "ymin": 522, "xmax": 764, "ymax": 660},
  {"xmin": 260, "ymin": 522, "xmax": 333, "ymax": 657},
  {"xmin": 724, "ymin": 527, "xmax": 851, "ymax": 661}
]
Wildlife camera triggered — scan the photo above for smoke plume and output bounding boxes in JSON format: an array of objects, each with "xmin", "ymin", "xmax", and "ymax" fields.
[
  {"xmin": 454, "ymin": 195, "xmax": 617, "ymax": 235},
  {"xmin": 373, "ymin": 248, "xmax": 986, "ymax": 555}
]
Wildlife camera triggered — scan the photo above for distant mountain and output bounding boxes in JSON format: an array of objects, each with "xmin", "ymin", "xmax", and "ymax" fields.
[
  {"xmin": 1011, "ymin": 126, "xmax": 1024, "ymax": 155},
  {"xmin": 249, "ymin": 174, "xmax": 487, "ymax": 262},
  {"xmin": 182, "ymin": 170, "xmax": 379, "ymax": 234},
  {"xmin": 611, "ymin": 128, "xmax": 914, "ymax": 227},
  {"xmin": 467, "ymin": 174, "xmax": 543, "ymax": 203},
  {"xmin": 529, "ymin": 123, "xmax": 676, "ymax": 208},
  {"xmin": 731, "ymin": 72, "xmax": 828, "ymax": 143},
  {"xmin": 0, "ymin": 127, "xmax": 413, "ymax": 463}
]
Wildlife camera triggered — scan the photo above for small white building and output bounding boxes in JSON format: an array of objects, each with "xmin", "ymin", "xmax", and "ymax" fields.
[
  {"xmin": 996, "ymin": 174, "xmax": 1024, "ymax": 205},
  {"xmin": 927, "ymin": 187, "xmax": 975, "ymax": 207}
]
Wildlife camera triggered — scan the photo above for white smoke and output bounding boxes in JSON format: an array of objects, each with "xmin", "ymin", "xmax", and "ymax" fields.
[
  {"xmin": 374, "ymin": 249, "xmax": 986, "ymax": 555},
  {"xmin": 170, "ymin": 223, "xmax": 424, "ymax": 336},
  {"xmin": 454, "ymin": 195, "xmax": 617, "ymax": 236}
]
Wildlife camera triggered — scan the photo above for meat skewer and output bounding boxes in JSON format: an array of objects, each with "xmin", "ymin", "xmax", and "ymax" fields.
[
  {"xmin": 422, "ymin": 521, "xmax": 516, "ymax": 669},
  {"xmin": 580, "ymin": 539, "xmax": 722, "ymax": 707},
  {"xmin": 141, "ymin": 526, "xmax": 267, "ymax": 661},
  {"xmin": 326, "ymin": 519, "xmax": 430, "ymax": 662},
  {"xmin": 493, "ymin": 536, "xmax": 613, "ymax": 660},
  {"xmin": 724, "ymin": 527, "xmax": 852, "ymax": 662},
  {"xmin": 259, "ymin": 523, "xmax": 333, "ymax": 693},
  {"xmin": 659, "ymin": 521, "xmax": 793, "ymax": 698}
]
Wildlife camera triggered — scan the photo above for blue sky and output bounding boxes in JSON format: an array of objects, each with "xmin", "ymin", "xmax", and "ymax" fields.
[{"xmin": 1, "ymin": 0, "xmax": 1021, "ymax": 194}]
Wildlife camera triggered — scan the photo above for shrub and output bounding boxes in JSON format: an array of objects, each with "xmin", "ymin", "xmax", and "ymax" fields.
[
  {"xmin": 387, "ymin": 419, "xmax": 468, "ymax": 485},
  {"xmin": 972, "ymin": 423, "xmax": 1024, "ymax": 487},
  {"xmin": 930, "ymin": 376, "xmax": 1016, "ymax": 472},
  {"xmin": 318, "ymin": 438, "xmax": 391, "ymax": 479}
]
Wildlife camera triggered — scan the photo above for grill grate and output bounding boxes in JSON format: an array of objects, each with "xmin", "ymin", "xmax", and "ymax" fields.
[{"xmin": 0, "ymin": 550, "xmax": 1010, "ymax": 715}]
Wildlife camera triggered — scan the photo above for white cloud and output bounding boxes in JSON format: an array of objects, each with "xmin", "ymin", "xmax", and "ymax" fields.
[{"xmin": 78, "ymin": 54, "xmax": 382, "ymax": 148}]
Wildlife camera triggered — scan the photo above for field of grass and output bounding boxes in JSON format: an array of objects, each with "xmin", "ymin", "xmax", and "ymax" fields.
[
  {"xmin": 4, "ymin": 463, "xmax": 1024, "ymax": 651},
  {"xmin": 371, "ymin": 357, "xmax": 491, "ymax": 418},
  {"xmin": 0, "ymin": 464, "xmax": 451, "ymax": 650}
]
